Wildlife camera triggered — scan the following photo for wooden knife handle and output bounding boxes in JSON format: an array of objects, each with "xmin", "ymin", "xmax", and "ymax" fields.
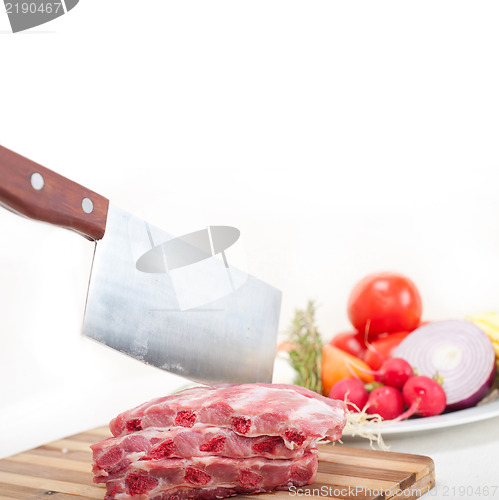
[{"xmin": 0, "ymin": 145, "xmax": 109, "ymax": 240}]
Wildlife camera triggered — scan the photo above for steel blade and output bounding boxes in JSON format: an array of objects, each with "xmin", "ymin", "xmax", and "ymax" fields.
[{"xmin": 82, "ymin": 204, "xmax": 281, "ymax": 384}]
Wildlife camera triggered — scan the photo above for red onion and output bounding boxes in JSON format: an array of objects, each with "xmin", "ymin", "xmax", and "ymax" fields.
[{"xmin": 394, "ymin": 320, "xmax": 496, "ymax": 412}]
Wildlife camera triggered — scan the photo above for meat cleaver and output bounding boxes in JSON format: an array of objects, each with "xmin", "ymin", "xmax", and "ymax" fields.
[{"xmin": 0, "ymin": 145, "xmax": 281, "ymax": 383}]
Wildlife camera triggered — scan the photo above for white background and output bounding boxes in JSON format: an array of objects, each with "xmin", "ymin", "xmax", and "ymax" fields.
[{"xmin": 1, "ymin": 0, "xmax": 499, "ymax": 489}]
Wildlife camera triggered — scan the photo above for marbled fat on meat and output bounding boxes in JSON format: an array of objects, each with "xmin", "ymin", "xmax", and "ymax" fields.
[
  {"xmin": 92, "ymin": 425, "xmax": 307, "ymax": 479},
  {"xmin": 95, "ymin": 384, "xmax": 346, "ymax": 500},
  {"xmin": 110, "ymin": 384, "xmax": 346, "ymax": 447},
  {"xmin": 101, "ymin": 450, "xmax": 318, "ymax": 500}
]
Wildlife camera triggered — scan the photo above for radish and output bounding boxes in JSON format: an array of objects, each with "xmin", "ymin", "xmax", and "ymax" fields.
[
  {"xmin": 397, "ymin": 376, "xmax": 447, "ymax": 419},
  {"xmin": 366, "ymin": 386, "xmax": 405, "ymax": 420},
  {"xmin": 347, "ymin": 356, "xmax": 414, "ymax": 389},
  {"xmin": 377, "ymin": 358, "xmax": 414, "ymax": 389},
  {"xmin": 329, "ymin": 378, "xmax": 369, "ymax": 412}
]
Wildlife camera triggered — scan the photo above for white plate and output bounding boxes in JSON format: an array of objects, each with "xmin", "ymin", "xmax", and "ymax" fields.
[{"xmin": 343, "ymin": 398, "xmax": 499, "ymax": 436}]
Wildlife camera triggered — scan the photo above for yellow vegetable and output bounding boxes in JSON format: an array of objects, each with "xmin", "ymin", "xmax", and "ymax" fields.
[
  {"xmin": 321, "ymin": 344, "xmax": 375, "ymax": 397},
  {"xmin": 467, "ymin": 312, "xmax": 499, "ymax": 369}
]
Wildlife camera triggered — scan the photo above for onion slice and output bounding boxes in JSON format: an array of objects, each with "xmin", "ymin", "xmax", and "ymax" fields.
[{"xmin": 394, "ymin": 320, "xmax": 496, "ymax": 412}]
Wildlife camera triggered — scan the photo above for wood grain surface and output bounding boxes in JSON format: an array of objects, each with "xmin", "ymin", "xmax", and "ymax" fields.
[
  {"xmin": 0, "ymin": 145, "xmax": 109, "ymax": 240},
  {"xmin": 0, "ymin": 427, "xmax": 435, "ymax": 499}
]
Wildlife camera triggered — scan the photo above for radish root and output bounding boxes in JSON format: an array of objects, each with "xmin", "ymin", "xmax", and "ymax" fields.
[{"xmin": 339, "ymin": 397, "xmax": 389, "ymax": 451}]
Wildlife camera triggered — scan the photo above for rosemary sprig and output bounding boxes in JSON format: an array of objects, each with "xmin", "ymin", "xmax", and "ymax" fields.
[{"xmin": 288, "ymin": 301, "xmax": 323, "ymax": 394}]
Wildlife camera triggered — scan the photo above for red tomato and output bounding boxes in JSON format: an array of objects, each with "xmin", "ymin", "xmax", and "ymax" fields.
[
  {"xmin": 347, "ymin": 272, "xmax": 422, "ymax": 338},
  {"xmin": 364, "ymin": 330, "xmax": 411, "ymax": 370},
  {"xmin": 329, "ymin": 331, "xmax": 367, "ymax": 359}
]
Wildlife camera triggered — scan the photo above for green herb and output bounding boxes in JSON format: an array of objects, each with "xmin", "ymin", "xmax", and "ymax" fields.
[
  {"xmin": 364, "ymin": 381, "xmax": 383, "ymax": 393},
  {"xmin": 289, "ymin": 301, "xmax": 323, "ymax": 394}
]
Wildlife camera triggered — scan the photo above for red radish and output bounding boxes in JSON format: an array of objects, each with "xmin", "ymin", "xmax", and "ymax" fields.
[
  {"xmin": 346, "ymin": 357, "xmax": 414, "ymax": 389},
  {"xmin": 377, "ymin": 358, "xmax": 414, "ymax": 389},
  {"xmin": 397, "ymin": 376, "xmax": 447, "ymax": 419},
  {"xmin": 329, "ymin": 378, "xmax": 369, "ymax": 412},
  {"xmin": 366, "ymin": 386, "xmax": 405, "ymax": 420}
]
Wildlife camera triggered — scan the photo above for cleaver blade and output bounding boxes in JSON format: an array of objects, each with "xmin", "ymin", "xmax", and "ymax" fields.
[{"xmin": 0, "ymin": 145, "xmax": 281, "ymax": 384}]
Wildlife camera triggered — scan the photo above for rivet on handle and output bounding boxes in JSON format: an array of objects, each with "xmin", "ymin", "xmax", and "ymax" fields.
[
  {"xmin": 30, "ymin": 173, "xmax": 44, "ymax": 190},
  {"xmin": 82, "ymin": 197, "xmax": 94, "ymax": 214}
]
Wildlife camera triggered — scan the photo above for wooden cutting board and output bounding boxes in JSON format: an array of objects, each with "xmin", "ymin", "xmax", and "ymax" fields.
[{"xmin": 0, "ymin": 427, "xmax": 434, "ymax": 500}]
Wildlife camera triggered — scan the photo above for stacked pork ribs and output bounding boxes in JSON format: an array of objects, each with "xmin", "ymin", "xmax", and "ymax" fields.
[{"xmin": 91, "ymin": 384, "xmax": 346, "ymax": 500}]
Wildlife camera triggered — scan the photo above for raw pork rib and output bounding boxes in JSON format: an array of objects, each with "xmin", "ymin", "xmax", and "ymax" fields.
[
  {"xmin": 110, "ymin": 384, "xmax": 346, "ymax": 447},
  {"xmin": 92, "ymin": 425, "xmax": 306, "ymax": 479},
  {"xmin": 94, "ymin": 384, "xmax": 346, "ymax": 500},
  {"xmin": 100, "ymin": 450, "xmax": 318, "ymax": 500}
]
